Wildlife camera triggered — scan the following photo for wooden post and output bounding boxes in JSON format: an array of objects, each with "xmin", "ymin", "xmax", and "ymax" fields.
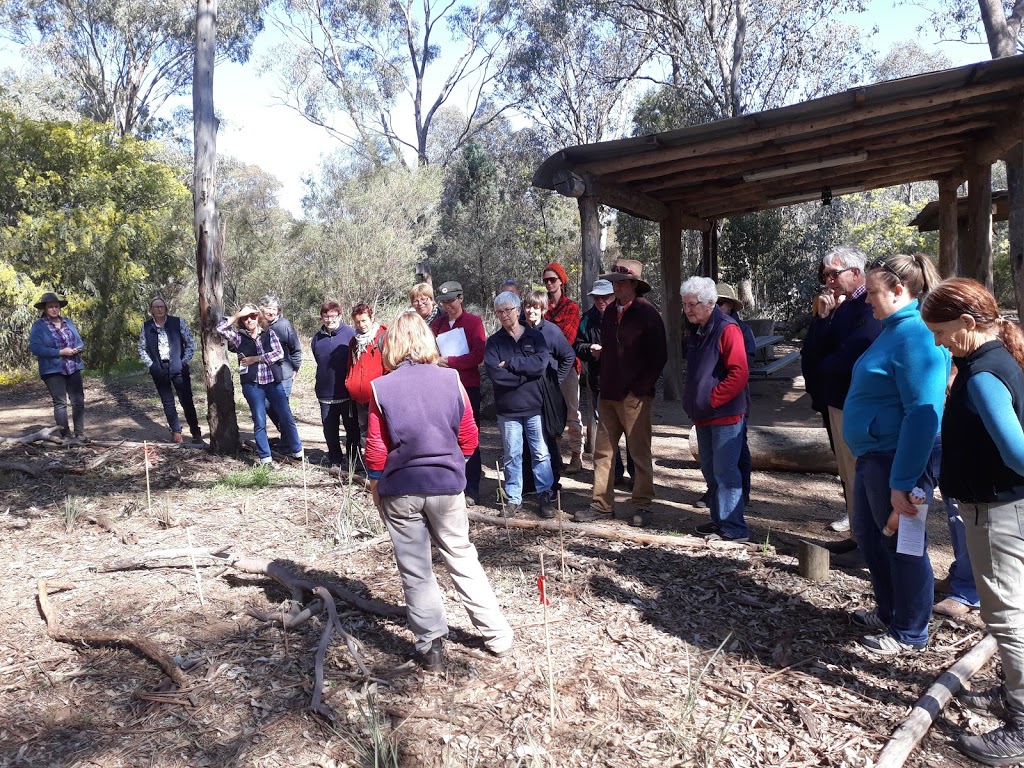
[
  {"xmin": 710, "ymin": 222, "xmax": 720, "ymax": 282},
  {"xmin": 967, "ymin": 162, "xmax": 994, "ymax": 292},
  {"xmin": 937, "ymin": 177, "xmax": 959, "ymax": 278},
  {"xmin": 194, "ymin": 0, "xmax": 240, "ymax": 454},
  {"xmin": 660, "ymin": 206, "xmax": 683, "ymax": 401},
  {"xmin": 797, "ymin": 541, "xmax": 829, "ymax": 582},
  {"xmin": 700, "ymin": 228, "xmax": 712, "ymax": 277},
  {"xmin": 578, "ymin": 193, "xmax": 603, "ymax": 311}
]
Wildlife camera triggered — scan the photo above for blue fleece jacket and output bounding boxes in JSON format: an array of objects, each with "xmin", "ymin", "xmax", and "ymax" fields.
[{"xmin": 842, "ymin": 300, "xmax": 950, "ymax": 490}]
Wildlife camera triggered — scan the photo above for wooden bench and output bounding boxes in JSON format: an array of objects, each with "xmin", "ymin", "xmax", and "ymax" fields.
[
  {"xmin": 753, "ymin": 334, "xmax": 783, "ymax": 363},
  {"xmin": 750, "ymin": 350, "xmax": 801, "ymax": 377}
]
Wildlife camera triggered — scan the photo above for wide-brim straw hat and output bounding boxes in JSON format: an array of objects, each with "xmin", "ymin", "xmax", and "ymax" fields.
[
  {"xmin": 599, "ymin": 259, "xmax": 652, "ymax": 294},
  {"xmin": 34, "ymin": 292, "xmax": 68, "ymax": 310},
  {"xmin": 715, "ymin": 282, "xmax": 744, "ymax": 311}
]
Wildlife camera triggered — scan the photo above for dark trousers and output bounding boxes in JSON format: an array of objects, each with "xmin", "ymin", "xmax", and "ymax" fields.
[
  {"xmin": 465, "ymin": 387, "xmax": 482, "ymax": 499},
  {"xmin": 43, "ymin": 371, "xmax": 85, "ymax": 437},
  {"xmin": 151, "ymin": 363, "xmax": 201, "ymax": 436},
  {"xmin": 320, "ymin": 400, "xmax": 360, "ymax": 466}
]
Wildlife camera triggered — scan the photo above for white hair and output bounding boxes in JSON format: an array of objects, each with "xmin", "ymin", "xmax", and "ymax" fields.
[
  {"xmin": 823, "ymin": 245, "xmax": 866, "ymax": 271},
  {"xmin": 494, "ymin": 291, "xmax": 521, "ymax": 311},
  {"xmin": 680, "ymin": 276, "xmax": 717, "ymax": 304}
]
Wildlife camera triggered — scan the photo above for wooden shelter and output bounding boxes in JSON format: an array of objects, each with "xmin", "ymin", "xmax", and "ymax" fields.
[
  {"xmin": 533, "ymin": 56, "xmax": 1024, "ymax": 399},
  {"xmin": 910, "ymin": 190, "xmax": 1010, "ymax": 278}
]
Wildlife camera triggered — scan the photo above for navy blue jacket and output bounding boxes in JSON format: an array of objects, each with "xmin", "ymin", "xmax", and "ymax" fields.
[
  {"xmin": 269, "ymin": 316, "xmax": 302, "ymax": 380},
  {"xmin": 484, "ymin": 325, "xmax": 550, "ymax": 417},
  {"xmin": 311, "ymin": 324, "xmax": 355, "ymax": 400},
  {"xmin": 532, "ymin": 319, "xmax": 575, "ymax": 384},
  {"xmin": 800, "ymin": 292, "xmax": 881, "ymax": 410}
]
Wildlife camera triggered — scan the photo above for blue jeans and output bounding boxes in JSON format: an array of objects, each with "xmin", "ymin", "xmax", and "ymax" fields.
[
  {"xmin": 242, "ymin": 380, "xmax": 302, "ymax": 460},
  {"xmin": 499, "ymin": 413, "xmax": 552, "ymax": 505},
  {"xmin": 695, "ymin": 420, "xmax": 747, "ymax": 539},
  {"xmin": 931, "ymin": 441, "xmax": 979, "ymax": 606},
  {"xmin": 852, "ymin": 449, "xmax": 936, "ymax": 646},
  {"xmin": 266, "ymin": 376, "xmax": 294, "ymax": 431}
]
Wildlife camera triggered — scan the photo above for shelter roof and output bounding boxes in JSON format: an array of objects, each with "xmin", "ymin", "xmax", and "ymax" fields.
[
  {"xmin": 910, "ymin": 189, "xmax": 1009, "ymax": 231},
  {"xmin": 533, "ymin": 56, "xmax": 1024, "ymax": 224}
]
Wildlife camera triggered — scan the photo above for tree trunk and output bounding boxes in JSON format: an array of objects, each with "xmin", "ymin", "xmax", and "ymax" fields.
[
  {"xmin": 579, "ymin": 194, "xmax": 603, "ymax": 310},
  {"xmin": 194, "ymin": 0, "xmax": 240, "ymax": 454}
]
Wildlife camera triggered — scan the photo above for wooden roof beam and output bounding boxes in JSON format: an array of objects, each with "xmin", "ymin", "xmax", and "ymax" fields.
[
  {"xmin": 576, "ymin": 74, "xmax": 1024, "ymax": 176},
  {"xmin": 973, "ymin": 104, "xmax": 1024, "ymax": 165},
  {"xmin": 604, "ymin": 103, "xmax": 1007, "ymax": 185}
]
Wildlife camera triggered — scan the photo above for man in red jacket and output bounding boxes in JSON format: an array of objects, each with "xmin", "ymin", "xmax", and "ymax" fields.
[
  {"xmin": 575, "ymin": 260, "xmax": 667, "ymax": 527},
  {"xmin": 430, "ymin": 281, "xmax": 487, "ymax": 505},
  {"xmin": 542, "ymin": 262, "xmax": 584, "ymax": 474}
]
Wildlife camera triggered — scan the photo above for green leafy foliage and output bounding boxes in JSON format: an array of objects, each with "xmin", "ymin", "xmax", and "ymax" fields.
[{"xmin": 0, "ymin": 113, "xmax": 191, "ymax": 370}]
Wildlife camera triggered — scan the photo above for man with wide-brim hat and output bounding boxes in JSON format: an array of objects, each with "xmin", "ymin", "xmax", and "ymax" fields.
[{"xmin": 574, "ymin": 258, "xmax": 667, "ymax": 527}]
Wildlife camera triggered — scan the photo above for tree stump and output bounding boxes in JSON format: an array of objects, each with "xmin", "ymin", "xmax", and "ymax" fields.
[
  {"xmin": 797, "ymin": 541, "xmax": 830, "ymax": 582},
  {"xmin": 688, "ymin": 426, "xmax": 838, "ymax": 474}
]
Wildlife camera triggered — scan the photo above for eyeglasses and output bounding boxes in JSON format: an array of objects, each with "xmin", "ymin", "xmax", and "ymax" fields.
[
  {"xmin": 322, "ymin": 313, "xmax": 340, "ymax": 320},
  {"xmin": 243, "ymin": 314, "xmax": 259, "ymax": 320},
  {"xmin": 609, "ymin": 265, "xmax": 635, "ymax": 276},
  {"xmin": 411, "ymin": 297, "xmax": 432, "ymax": 304},
  {"xmin": 683, "ymin": 301, "xmax": 705, "ymax": 311},
  {"xmin": 823, "ymin": 267, "xmax": 853, "ymax": 281},
  {"xmin": 868, "ymin": 257, "xmax": 903, "ymax": 283},
  {"xmin": 496, "ymin": 307, "xmax": 519, "ymax": 315},
  {"xmin": 542, "ymin": 276, "xmax": 560, "ymax": 283}
]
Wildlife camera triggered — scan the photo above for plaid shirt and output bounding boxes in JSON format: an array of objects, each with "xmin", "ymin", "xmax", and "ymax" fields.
[
  {"xmin": 216, "ymin": 319, "xmax": 284, "ymax": 385},
  {"xmin": 47, "ymin": 320, "xmax": 79, "ymax": 376}
]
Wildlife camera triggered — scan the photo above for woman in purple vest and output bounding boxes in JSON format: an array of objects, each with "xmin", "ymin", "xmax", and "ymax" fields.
[
  {"xmin": 216, "ymin": 304, "xmax": 303, "ymax": 465},
  {"xmin": 365, "ymin": 310, "xmax": 513, "ymax": 670},
  {"xmin": 138, "ymin": 297, "xmax": 203, "ymax": 443}
]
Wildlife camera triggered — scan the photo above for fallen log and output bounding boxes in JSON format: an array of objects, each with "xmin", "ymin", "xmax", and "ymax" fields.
[
  {"xmin": 689, "ymin": 425, "xmax": 838, "ymax": 474},
  {"xmin": 87, "ymin": 514, "xmax": 138, "ymax": 545},
  {"xmin": 875, "ymin": 634, "xmax": 998, "ymax": 768},
  {"xmin": 467, "ymin": 511, "xmax": 751, "ymax": 550},
  {"xmin": 0, "ymin": 461, "xmax": 42, "ymax": 478},
  {"xmin": 96, "ymin": 545, "xmax": 231, "ymax": 572},
  {"xmin": 219, "ymin": 555, "xmax": 405, "ymax": 618},
  {"xmin": 0, "ymin": 426, "xmax": 63, "ymax": 445},
  {"xmin": 36, "ymin": 579, "xmax": 189, "ymax": 688}
]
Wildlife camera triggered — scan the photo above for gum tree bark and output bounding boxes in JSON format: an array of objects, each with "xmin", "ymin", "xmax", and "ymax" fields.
[{"xmin": 194, "ymin": 0, "xmax": 240, "ymax": 454}]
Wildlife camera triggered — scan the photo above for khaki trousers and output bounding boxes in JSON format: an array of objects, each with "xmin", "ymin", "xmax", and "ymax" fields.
[
  {"xmin": 560, "ymin": 368, "xmax": 583, "ymax": 454},
  {"xmin": 592, "ymin": 394, "xmax": 654, "ymax": 512},
  {"xmin": 827, "ymin": 405, "xmax": 857, "ymax": 516}
]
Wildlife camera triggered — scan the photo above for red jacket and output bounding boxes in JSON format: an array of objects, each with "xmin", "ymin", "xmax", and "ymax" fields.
[
  {"xmin": 545, "ymin": 296, "xmax": 581, "ymax": 374},
  {"xmin": 345, "ymin": 325, "xmax": 387, "ymax": 404},
  {"xmin": 430, "ymin": 310, "xmax": 486, "ymax": 388}
]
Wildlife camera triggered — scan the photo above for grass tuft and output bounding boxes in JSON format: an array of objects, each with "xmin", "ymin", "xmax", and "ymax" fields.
[{"xmin": 215, "ymin": 464, "xmax": 275, "ymax": 491}]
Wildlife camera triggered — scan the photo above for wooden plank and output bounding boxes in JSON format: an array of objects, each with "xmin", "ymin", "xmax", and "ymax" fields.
[
  {"xmin": 753, "ymin": 335, "xmax": 783, "ymax": 350},
  {"xmin": 660, "ymin": 206, "xmax": 683, "ymax": 401},
  {"xmin": 938, "ymin": 176, "xmax": 960, "ymax": 278},
  {"xmin": 968, "ymin": 163, "xmax": 994, "ymax": 291}
]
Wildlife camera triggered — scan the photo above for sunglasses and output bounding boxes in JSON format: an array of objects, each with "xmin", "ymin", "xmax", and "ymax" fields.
[
  {"xmin": 542, "ymin": 276, "xmax": 560, "ymax": 283},
  {"xmin": 609, "ymin": 265, "xmax": 635, "ymax": 276},
  {"xmin": 243, "ymin": 313, "xmax": 259, "ymax": 320},
  {"xmin": 867, "ymin": 257, "xmax": 903, "ymax": 283}
]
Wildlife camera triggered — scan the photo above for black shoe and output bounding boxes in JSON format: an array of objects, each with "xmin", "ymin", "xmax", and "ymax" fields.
[
  {"xmin": 465, "ymin": 496, "xmax": 477, "ymax": 507},
  {"xmin": 574, "ymin": 504, "xmax": 612, "ymax": 523},
  {"xmin": 413, "ymin": 638, "xmax": 444, "ymax": 671},
  {"xmin": 694, "ymin": 491, "xmax": 711, "ymax": 509},
  {"xmin": 695, "ymin": 522, "xmax": 721, "ymax": 536},
  {"xmin": 957, "ymin": 720, "xmax": 1024, "ymax": 766},
  {"xmin": 502, "ymin": 503, "xmax": 523, "ymax": 518},
  {"xmin": 614, "ymin": 475, "xmax": 634, "ymax": 490},
  {"xmin": 630, "ymin": 509, "xmax": 653, "ymax": 528},
  {"xmin": 536, "ymin": 491, "xmax": 555, "ymax": 519},
  {"xmin": 958, "ymin": 685, "xmax": 1009, "ymax": 720}
]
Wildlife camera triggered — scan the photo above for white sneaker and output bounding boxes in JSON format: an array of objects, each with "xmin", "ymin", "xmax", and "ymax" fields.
[{"xmin": 829, "ymin": 515, "xmax": 850, "ymax": 532}]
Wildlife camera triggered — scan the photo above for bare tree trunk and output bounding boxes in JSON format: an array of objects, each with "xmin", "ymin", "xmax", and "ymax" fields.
[
  {"xmin": 579, "ymin": 195, "xmax": 603, "ymax": 310},
  {"xmin": 194, "ymin": 0, "xmax": 240, "ymax": 454}
]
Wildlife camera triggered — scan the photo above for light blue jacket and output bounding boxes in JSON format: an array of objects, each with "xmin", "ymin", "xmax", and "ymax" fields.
[
  {"xmin": 29, "ymin": 317, "xmax": 85, "ymax": 377},
  {"xmin": 842, "ymin": 300, "xmax": 950, "ymax": 490}
]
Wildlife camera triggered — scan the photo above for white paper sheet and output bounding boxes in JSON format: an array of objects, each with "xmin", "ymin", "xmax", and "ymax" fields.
[
  {"xmin": 896, "ymin": 504, "xmax": 929, "ymax": 556},
  {"xmin": 437, "ymin": 327, "xmax": 469, "ymax": 358}
]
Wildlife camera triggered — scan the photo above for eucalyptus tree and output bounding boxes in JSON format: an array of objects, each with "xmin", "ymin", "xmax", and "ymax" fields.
[
  {"xmin": 272, "ymin": 0, "xmax": 516, "ymax": 168},
  {"xmin": 0, "ymin": 0, "xmax": 269, "ymax": 137}
]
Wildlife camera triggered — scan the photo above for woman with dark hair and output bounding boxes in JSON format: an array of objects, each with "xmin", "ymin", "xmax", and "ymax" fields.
[
  {"xmin": 311, "ymin": 300, "xmax": 358, "ymax": 468},
  {"xmin": 29, "ymin": 292, "xmax": 87, "ymax": 441},
  {"xmin": 365, "ymin": 310, "xmax": 513, "ymax": 670},
  {"xmin": 345, "ymin": 302, "xmax": 387, "ymax": 462},
  {"xmin": 922, "ymin": 278, "xmax": 1024, "ymax": 764},
  {"xmin": 216, "ymin": 304, "xmax": 303, "ymax": 465},
  {"xmin": 842, "ymin": 253, "xmax": 949, "ymax": 655}
]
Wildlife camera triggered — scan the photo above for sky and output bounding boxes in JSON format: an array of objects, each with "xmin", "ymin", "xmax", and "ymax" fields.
[{"xmin": 0, "ymin": 0, "xmax": 995, "ymax": 218}]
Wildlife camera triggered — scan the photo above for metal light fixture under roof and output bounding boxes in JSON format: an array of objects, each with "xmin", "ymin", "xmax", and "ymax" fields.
[
  {"xmin": 767, "ymin": 185, "xmax": 866, "ymax": 207},
  {"xmin": 743, "ymin": 151, "xmax": 869, "ymax": 183}
]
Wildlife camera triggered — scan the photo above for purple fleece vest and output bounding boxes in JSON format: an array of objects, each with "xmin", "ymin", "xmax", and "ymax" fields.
[
  {"xmin": 371, "ymin": 362, "xmax": 467, "ymax": 497},
  {"xmin": 684, "ymin": 305, "xmax": 749, "ymax": 423}
]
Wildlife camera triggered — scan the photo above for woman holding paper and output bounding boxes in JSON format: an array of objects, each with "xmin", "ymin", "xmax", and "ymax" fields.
[
  {"xmin": 842, "ymin": 253, "xmax": 949, "ymax": 656},
  {"xmin": 922, "ymin": 278, "xmax": 1024, "ymax": 765}
]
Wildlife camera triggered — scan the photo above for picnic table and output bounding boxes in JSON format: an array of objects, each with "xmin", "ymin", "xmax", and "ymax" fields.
[{"xmin": 750, "ymin": 334, "xmax": 800, "ymax": 378}]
